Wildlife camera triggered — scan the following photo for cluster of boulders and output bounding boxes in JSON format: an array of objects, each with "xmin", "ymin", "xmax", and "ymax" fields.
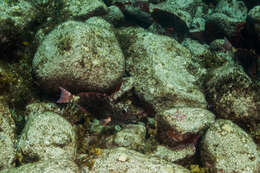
[{"xmin": 0, "ymin": 0, "xmax": 260, "ymax": 172}]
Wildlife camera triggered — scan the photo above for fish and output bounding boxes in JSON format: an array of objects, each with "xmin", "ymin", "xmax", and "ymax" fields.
[{"xmin": 56, "ymin": 87, "xmax": 75, "ymax": 103}]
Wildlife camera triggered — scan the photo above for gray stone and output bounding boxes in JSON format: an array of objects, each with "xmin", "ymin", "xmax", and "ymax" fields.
[
  {"xmin": 200, "ymin": 119, "xmax": 260, "ymax": 173},
  {"xmin": 90, "ymin": 147, "xmax": 190, "ymax": 173},
  {"xmin": 248, "ymin": 6, "xmax": 260, "ymax": 39},
  {"xmin": 206, "ymin": 0, "xmax": 247, "ymax": 37},
  {"xmin": 61, "ymin": 0, "xmax": 108, "ymax": 19},
  {"xmin": 105, "ymin": 124, "xmax": 146, "ymax": 151},
  {"xmin": 149, "ymin": 145, "xmax": 195, "ymax": 164},
  {"xmin": 205, "ymin": 62, "xmax": 260, "ymax": 122},
  {"xmin": 156, "ymin": 107, "xmax": 215, "ymax": 146},
  {"xmin": 0, "ymin": 1, "xmax": 37, "ymax": 36},
  {"xmin": 117, "ymin": 27, "xmax": 207, "ymax": 112},
  {"xmin": 33, "ymin": 19, "xmax": 125, "ymax": 93},
  {"xmin": 17, "ymin": 111, "xmax": 76, "ymax": 161},
  {"xmin": 24, "ymin": 102, "xmax": 61, "ymax": 120},
  {"xmin": 104, "ymin": 5, "xmax": 125, "ymax": 26},
  {"xmin": 0, "ymin": 159, "xmax": 80, "ymax": 173},
  {"xmin": 0, "ymin": 101, "xmax": 16, "ymax": 170}
]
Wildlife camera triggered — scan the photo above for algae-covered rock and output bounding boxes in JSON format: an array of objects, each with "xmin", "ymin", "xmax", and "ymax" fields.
[
  {"xmin": 0, "ymin": 0, "xmax": 37, "ymax": 36},
  {"xmin": 105, "ymin": 124, "xmax": 146, "ymax": 151},
  {"xmin": 33, "ymin": 18, "xmax": 125, "ymax": 94},
  {"xmin": 205, "ymin": 62, "xmax": 260, "ymax": 122},
  {"xmin": 248, "ymin": 6, "xmax": 260, "ymax": 39},
  {"xmin": 0, "ymin": 159, "xmax": 80, "ymax": 173},
  {"xmin": 17, "ymin": 111, "xmax": 76, "ymax": 162},
  {"xmin": 0, "ymin": 100, "xmax": 16, "ymax": 170},
  {"xmin": 206, "ymin": 0, "xmax": 247, "ymax": 37},
  {"xmin": 117, "ymin": 27, "xmax": 207, "ymax": 112},
  {"xmin": 149, "ymin": 145, "xmax": 195, "ymax": 164},
  {"xmin": 156, "ymin": 107, "xmax": 215, "ymax": 146},
  {"xmin": 91, "ymin": 147, "xmax": 190, "ymax": 173},
  {"xmin": 200, "ymin": 119, "xmax": 260, "ymax": 173},
  {"xmin": 61, "ymin": 0, "xmax": 108, "ymax": 20}
]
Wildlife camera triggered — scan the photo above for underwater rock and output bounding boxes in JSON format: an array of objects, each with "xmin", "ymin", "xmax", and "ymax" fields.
[
  {"xmin": 0, "ymin": 1, "xmax": 37, "ymax": 36},
  {"xmin": 90, "ymin": 147, "xmax": 190, "ymax": 173},
  {"xmin": 205, "ymin": 62, "xmax": 260, "ymax": 122},
  {"xmin": 105, "ymin": 123, "xmax": 146, "ymax": 151},
  {"xmin": 248, "ymin": 6, "xmax": 260, "ymax": 39},
  {"xmin": 104, "ymin": 5, "xmax": 125, "ymax": 26},
  {"xmin": 149, "ymin": 0, "xmax": 209, "ymax": 34},
  {"xmin": 156, "ymin": 107, "xmax": 215, "ymax": 147},
  {"xmin": 17, "ymin": 111, "xmax": 76, "ymax": 162},
  {"xmin": 200, "ymin": 119, "xmax": 260, "ymax": 173},
  {"xmin": 24, "ymin": 102, "xmax": 61, "ymax": 120},
  {"xmin": 33, "ymin": 18, "xmax": 125, "ymax": 94},
  {"xmin": 181, "ymin": 38, "xmax": 215, "ymax": 75},
  {"xmin": 61, "ymin": 0, "xmax": 108, "ymax": 20},
  {"xmin": 205, "ymin": 0, "xmax": 247, "ymax": 38},
  {"xmin": 208, "ymin": 38, "xmax": 235, "ymax": 65},
  {"xmin": 0, "ymin": 101, "xmax": 16, "ymax": 170},
  {"xmin": 149, "ymin": 145, "xmax": 196, "ymax": 165},
  {"xmin": 117, "ymin": 27, "xmax": 207, "ymax": 112},
  {"xmin": 0, "ymin": 159, "xmax": 80, "ymax": 173},
  {"xmin": 0, "ymin": 1, "xmax": 37, "ymax": 59}
]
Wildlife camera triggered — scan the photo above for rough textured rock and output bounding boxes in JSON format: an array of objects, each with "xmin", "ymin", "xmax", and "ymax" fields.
[
  {"xmin": 182, "ymin": 38, "xmax": 226, "ymax": 69},
  {"xmin": 205, "ymin": 62, "xmax": 260, "ymax": 122},
  {"xmin": 200, "ymin": 119, "xmax": 260, "ymax": 173},
  {"xmin": 104, "ymin": 5, "xmax": 125, "ymax": 26},
  {"xmin": 24, "ymin": 102, "xmax": 61, "ymax": 120},
  {"xmin": 156, "ymin": 107, "xmax": 215, "ymax": 146},
  {"xmin": 29, "ymin": 0, "xmax": 107, "ymax": 21},
  {"xmin": 150, "ymin": 0, "xmax": 211, "ymax": 37},
  {"xmin": 149, "ymin": 145, "xmax": 195, "ymax": 164},
  {"xmin": 90, "ymin": 147, "xmax": 190, "ymax": 173},
  {"xmin": 105, "ymin": 123, "xmax": 146, "ymax": 151},
  {"xmin": 17, "ymin": 111, "xmax": 76, "ymax": 162},
  {"xmin": 150, "ymin": 0, "xmax": 193, "ymax": 30},
  {"xmin": 0, "ymin": 101, "xmax": 16, "ymax": 170},
  {"xmin": 0, "ymin": 1, "xmax": 36, "ymax": 36},
  {"xmin": 117, "ymin": 27, "xmax": 207, "ymax": 112},
  {"xmin": 61, "ymin": 0, "xmax": 108, "ymax": 19},
  {"xmin": 0, "ymin": 159, "xmax": 80, "ymax": 173},
  {"xmin": 206, "ymin": 0, "xmax": 247, "ymax": 37},
  {"xmin": 248, "ymin": 5, "xmax": 260, "ymax": 39},
  {"xmin": 33, "ymin": 18, "xmax": 125, "ymax": 94}
]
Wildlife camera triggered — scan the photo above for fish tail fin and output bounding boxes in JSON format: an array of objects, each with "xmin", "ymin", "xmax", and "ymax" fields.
[{"xmin": 57, "ymin": 87, "xmax": 73, "ymax": 103}]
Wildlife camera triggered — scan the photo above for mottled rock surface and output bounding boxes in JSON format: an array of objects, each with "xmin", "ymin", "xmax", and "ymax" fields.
[
  {"xmin": 248, "ymin": 6, "xmax": 260, "ymax": 38},
  {"xmin": 33, "ymin": 18, "xmax": 125, "ymax": 93},
  {"xmin": 17, "ymin": 111, "xmax": 76, "ymax": 161},
  {"xmin": 201, "ymin": 119, "xmax": 260, "ymax": 173},
  {"xmin": 61, "ymin": 0, "xmax": 108, "ymax": 19},
  {"xmin": 182, "ymin": 38, "xmax": 225, "ymax": 69},
  {"xmin": 0, "ymin": 1, "xmax": 36, "ymax": 36},
  {"xmin": 0, "ymin": 159, "xmax": 80, "ymax": 173},
  {"xmin": 149, "ymin": 145, "xmax": 195, "ymax": 164},
  {"xmin": 206, "ymin": 0, "xmax": 247, "ymax": 37},
  {"xmin": 0, "ymin": 101, "xmax": 16, "ymax": 170},
  {"xmin": 117, "ymin": 27, "xmax": 207, "ymax": 112},
  {"xmin": 205, "ymin": 62, "xmax": 260, "ymax": 122},
  {"xmin": 90, "ymin": 147, "xmax": 190, "ymax": 173},
  {"xmin": 105, "ymin": 123, "xmax": 146, "ymax": 151},
  {"xmin": 104, "ymin": 5, "xmax": 125, "ymax": 26},
  {"xmin": 157, "ymin": 107, "xmax": 215, "ymax": 146}
]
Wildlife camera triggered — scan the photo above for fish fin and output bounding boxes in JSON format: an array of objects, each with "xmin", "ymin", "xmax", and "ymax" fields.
[
  {"xmin": 223, "ymin": 37, "xmax": 233, "ymax": 51},
  {"xmin": 57, "ymin": 87, "xmax": 73, "ymax": 103}
]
